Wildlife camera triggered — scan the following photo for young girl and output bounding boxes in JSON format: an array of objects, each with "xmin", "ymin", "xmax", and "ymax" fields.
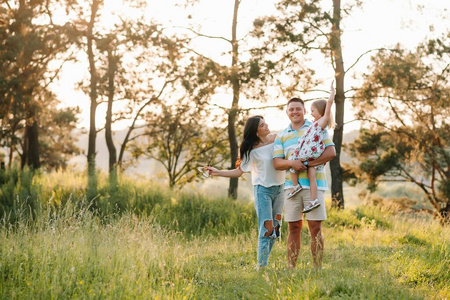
[
  {"xmin": 287, "ymin": 82, "xmax": 336, "ymax": 214},
  {"xmin": 202, "ymin": 116, "xmax": 285, "ymax": 268}
]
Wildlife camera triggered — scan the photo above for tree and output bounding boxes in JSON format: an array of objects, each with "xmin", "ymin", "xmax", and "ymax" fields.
[
  {"xmin": 253, "ymin": 0, "xmax": 365, "ymax": 208},
  {"xmin": 67, "ymin": 0, "xmax": 104, "ymax": 197},
  {"xmin": 37, "ymin": 102, "xmax": 81, "ymax": 171},
  {"xmin": 227, "ymin": 0, "xmax": 241, "ymax": 199},
  {"xmin": 328, "ymin": 0, "xmax": 346, "ymax": 208},
  {"xmin": 94, "ymin": 18, "xmax": 200, "ymax": 184},
  {"xmin": 347, "ymin": 36, "xmax": 450, "ymax": 222},
  {"xmin": 132, "ymin": 101, "xmax": 228, "ymax": 188},
  {"xmin": 130, "ymin": 56, "xmax": 229, "ymax": 188},
  {"xmin": 181, "ymin": 0, "xmax": 282, "ymax": 198},
  {"xmin": 0, "ymin": 0, "xmax": 77, "ymax": 170},
  {"xmin": 93, "ymin": 4, "xmax": 149, "ymax": 184},
  {"xmin": 85, "ymin": 0, "xmax": 101, "ymax": 198},
  {"xmin": 103, "ymin": 37, "xmax": 118, "ymax": 184}
]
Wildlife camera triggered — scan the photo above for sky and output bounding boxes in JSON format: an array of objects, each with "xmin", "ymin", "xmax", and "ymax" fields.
[{"xmin": 53, "ymin": 0, "xmax": 449, "ymax": 133}]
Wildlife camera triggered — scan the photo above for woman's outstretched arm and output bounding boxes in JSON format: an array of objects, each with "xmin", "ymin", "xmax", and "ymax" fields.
[{"xmin": 205, "ymin": 166, "xmax": 244, "ymax": 178}]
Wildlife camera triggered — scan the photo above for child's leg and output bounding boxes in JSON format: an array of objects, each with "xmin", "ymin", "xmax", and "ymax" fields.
[
  {"xmin": 302, "ymin": 167, "xmax": 321, "ymax": 213},
  {"xmin": 287, "ymin": 171, "xmax": 302, "ymax": 199},
  {"xmin": 290, "ymin": 172, "xmax": 299, "ymax": 192},
  {"xmin": 308, "ymin": 167, "xmax": 317, "ymax": 201}
]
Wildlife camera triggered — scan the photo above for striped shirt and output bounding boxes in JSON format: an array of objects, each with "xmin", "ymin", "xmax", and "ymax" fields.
[{"xmin": 273, "ymin": 120, "xmax": 334, "ymax": 190}]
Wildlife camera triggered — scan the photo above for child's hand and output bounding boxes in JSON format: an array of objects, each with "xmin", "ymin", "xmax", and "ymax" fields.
[{"xmin": 329, "ymin": 80, "xmax": 336, "ymax": 102}]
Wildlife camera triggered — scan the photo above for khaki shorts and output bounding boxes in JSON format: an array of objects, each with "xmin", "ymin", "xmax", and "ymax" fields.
[{"xmin": 284, "ymin": 189, "xmax": 327, "ymax": 222}]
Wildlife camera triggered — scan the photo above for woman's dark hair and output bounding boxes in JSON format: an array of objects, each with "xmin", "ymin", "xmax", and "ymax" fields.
[{"xmin": 237, "ymin": 115, "xmax": 263, "ymax": 167}]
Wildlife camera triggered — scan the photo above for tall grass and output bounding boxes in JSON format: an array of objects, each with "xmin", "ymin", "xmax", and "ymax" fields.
[
  {"xmin": 0, "ymin": 169, "xmax": 256, "ymax": 237},
  {"xmin": 0, "ymin": 169, "xmax": 449, "ymax": 299}
]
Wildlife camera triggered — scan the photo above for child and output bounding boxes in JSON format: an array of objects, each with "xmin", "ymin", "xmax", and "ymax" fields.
[{"xmin": 287, "ymin": 82, "xmax": 335, "ymax": 213}]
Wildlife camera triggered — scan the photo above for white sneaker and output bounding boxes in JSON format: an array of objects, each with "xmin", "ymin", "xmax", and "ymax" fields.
[
  {"xmin": 303, "ymin": 199, "xmax": 321, "ymax": 213},
  {"xmin": 287, "ymin": 185, "xmax": 302, "ymax": 199}
]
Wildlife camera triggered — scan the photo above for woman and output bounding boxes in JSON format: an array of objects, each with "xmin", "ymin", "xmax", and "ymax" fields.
[{"xmin": 204, "ymin": 116, "xmax": 285, "ymax": 268}]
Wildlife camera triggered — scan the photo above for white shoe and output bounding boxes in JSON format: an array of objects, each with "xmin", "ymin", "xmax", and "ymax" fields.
[
  {"xmin": 303, "ymin": 199, "xmax": 321, "ymax": 213},
  {"xmin": 287, "ymin": 185, "xmax": 302, "ymax": 199}
]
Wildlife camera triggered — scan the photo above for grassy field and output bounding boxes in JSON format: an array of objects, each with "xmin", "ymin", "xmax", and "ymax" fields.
[{"xmin": 0, "ymin": 170, "xmax": 449, "ymax": 299}]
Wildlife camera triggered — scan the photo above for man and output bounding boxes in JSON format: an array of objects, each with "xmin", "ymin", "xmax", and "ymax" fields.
[{"xmin": 273, "ymin": 97, "xmax": 336, "ymax": 268}]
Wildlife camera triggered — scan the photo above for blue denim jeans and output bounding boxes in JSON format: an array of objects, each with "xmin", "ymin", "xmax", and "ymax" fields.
[{"xmin": 254, "ymin": 184, "xmax": 284, "ymax": 267}]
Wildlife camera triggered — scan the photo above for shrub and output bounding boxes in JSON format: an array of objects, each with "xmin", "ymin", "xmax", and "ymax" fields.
[
  {"xmin": 153, "ymin": 193, "xmax": 256, "ymax": 237},
  {"xmin": 326, "ymin": 207, "xmax": 361, "ymax": 229},
  {"xmin": 0, "ymin": 168, "xmax": 39, "ymax": 224},
  {"xmin": 355, "ymin": 205, "xmax": 392, "ymax": 229}
]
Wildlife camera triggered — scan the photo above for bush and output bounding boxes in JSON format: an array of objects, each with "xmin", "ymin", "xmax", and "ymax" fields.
[
  {"xmin": 366, "ymin": 194, "xmax": 418, "ymax": 212},
  {"xmin": 355, "ymin": 205, "xmax": 392, "ymax": 229},
  {"xmin": 0, "ymin": 168, "xmax": 40, "ymax": 224},
  {"xmin": 153, "ymin": 193, "xmax": 256, "ymax": 237},
  {"xmin": 0, "ymin": 170, "xmax": 256, "ymax": 237},
  {"xmin": 325, "ymin": 207, "xmax": 361, "ymax": 229}
]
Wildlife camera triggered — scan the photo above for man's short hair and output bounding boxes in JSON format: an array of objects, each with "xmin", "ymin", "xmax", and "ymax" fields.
[{"xmin": 287, "ymin": 97, "xmax": 305, "ymax": 108}]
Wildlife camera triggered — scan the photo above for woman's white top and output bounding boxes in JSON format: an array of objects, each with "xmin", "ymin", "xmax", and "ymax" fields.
[{"xmin": 239, "ymin": 143, "xmax": 285, "ymax": 187}]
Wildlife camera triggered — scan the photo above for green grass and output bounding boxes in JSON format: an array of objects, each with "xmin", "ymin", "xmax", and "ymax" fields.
[{"xmin": 0, "ymin": 170, "xmax": 449, "ymax": 299}]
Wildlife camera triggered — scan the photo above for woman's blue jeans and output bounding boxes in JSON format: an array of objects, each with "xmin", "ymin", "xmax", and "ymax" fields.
[{"xmin": 254, "ymin": 184, "xmax": 284, "ymax": 267}]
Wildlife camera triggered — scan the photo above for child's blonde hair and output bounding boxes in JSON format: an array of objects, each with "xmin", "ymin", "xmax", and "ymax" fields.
[{"xmin": 312, "ymin": 100, "xmax": 335, "ymax": 129}]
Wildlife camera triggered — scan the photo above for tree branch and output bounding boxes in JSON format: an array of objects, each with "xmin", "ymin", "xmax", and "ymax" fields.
[
  {"xmin": 175, "ymin": 26, "xmax": 231, "ymax": 43},
  {"xmin": 345, "ymin": 48, "xmax": 396, "ymax": 74}
]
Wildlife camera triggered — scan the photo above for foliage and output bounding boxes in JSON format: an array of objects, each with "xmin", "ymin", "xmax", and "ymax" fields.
[
  {"xmin": 0, "ymin": 0, "xmax": 79, "ymax": 170},
  {"xmin": 250, "ymin": 0, "xmax": 323, "ymax": 94},
  {"xmin": 182, "ymin": 0, "xmax": 292, "ymax": 198},
  {"xmin": 112, "ymin": 26, "xmax": 224, "ymax": 180},
  {"xmin": 0, "ymin": 169, "xmax": 256, "ymax": 236},
  {"xmin": 130, "ymin": 96, "xmax": 229, "ymax": 188},
  {"xmin": 37, "ymin": 105, "xmax": 81, "ymax": 171},
  {"xmin": 252, "ymin": 0, "xmax": 365, "ymax": 208},
  {"xmin": 347, "ymin": 34, "xmax": 450, "ymax": 222},
  {"xmin": 0, "ymin": 167, "xmax": 38, "ymax": 224}
]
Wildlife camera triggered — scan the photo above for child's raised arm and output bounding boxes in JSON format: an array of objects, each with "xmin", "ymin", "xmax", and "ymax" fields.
[{"xmin": 317, "ymin": 81, "xmax": 335, "ymax": 129}]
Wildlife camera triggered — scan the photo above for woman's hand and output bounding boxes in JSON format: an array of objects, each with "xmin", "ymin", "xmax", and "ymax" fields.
[
  {"xmin": 267, "ymin": 133, "xmax": 277, "ymax": 144},
  {"xmin": 203, "ymin": 166, "xmax": 243, "ymax": 178},
  {"xmin": 205, "ymin": 166, "xmax": 219, "ymax": 176}
]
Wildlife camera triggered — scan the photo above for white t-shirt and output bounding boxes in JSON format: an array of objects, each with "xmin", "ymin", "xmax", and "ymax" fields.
[{"xmin": 239, "ymin": 143, "xmax": 285, "ymax": 188}]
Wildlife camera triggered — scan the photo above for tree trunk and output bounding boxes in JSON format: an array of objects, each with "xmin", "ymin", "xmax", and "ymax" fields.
[
  {"xmin": 117, "ymin": 127, "xmax": 131, "ymax": 170},
  {"xmin": 227, "ymin": 0, "xmax": 240, "ymax": 199},
  {"xmin": 9, "ymin": 123, "xmax": 16, "ymax": 169},
  {"xmin": 86, "ymin": 0, "xmax": 100, "ymax": 199},
  {"xmin": 21, "ymin": 123, "xmax": 28, "ymax": 169},
  {"xmin": 105, "ymin": 49, "xmax": 117, "ymax": 185},
  {"xmin": 20, "ymin": 105, "xmax": 40, "ymax": 170},
  {"xmin": 440, "ymin": 202, "xmax": 450, "ymax": 224},
  {"xmin": 25, "ymin": 106, "xmax": 40, "ymax": 169},
  {"xmin": 330, "ymin": 0, "xmax": 345, "ymax": 208}
]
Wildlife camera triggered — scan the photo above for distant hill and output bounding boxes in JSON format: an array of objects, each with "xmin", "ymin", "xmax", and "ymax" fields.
[
  {"xmin": 68, "ymin": 128, "xmax": 159, "ymax": 175},
  {"xmin": 65, "ymin": 127, "xmax": 361, "ymax": 199},
  {"xmin": 339, "ymin": 129, "xmax": 359, "ymax": 164},
  {"xmin": 69, "ymin": 127, "xmax": 360, "ymax": 175}
]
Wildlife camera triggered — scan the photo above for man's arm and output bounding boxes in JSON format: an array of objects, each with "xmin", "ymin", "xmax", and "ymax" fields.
[
  {"xmin": 274, "ymin": 145, "xmax": 336, "ymax": 171},
  {"xmin": 308, "ymin": 146, "xmax": 336, "ymax": 167},
  {"xmin": 273, "ymin": 157, "xmax": 307, "ymax": 172}
]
